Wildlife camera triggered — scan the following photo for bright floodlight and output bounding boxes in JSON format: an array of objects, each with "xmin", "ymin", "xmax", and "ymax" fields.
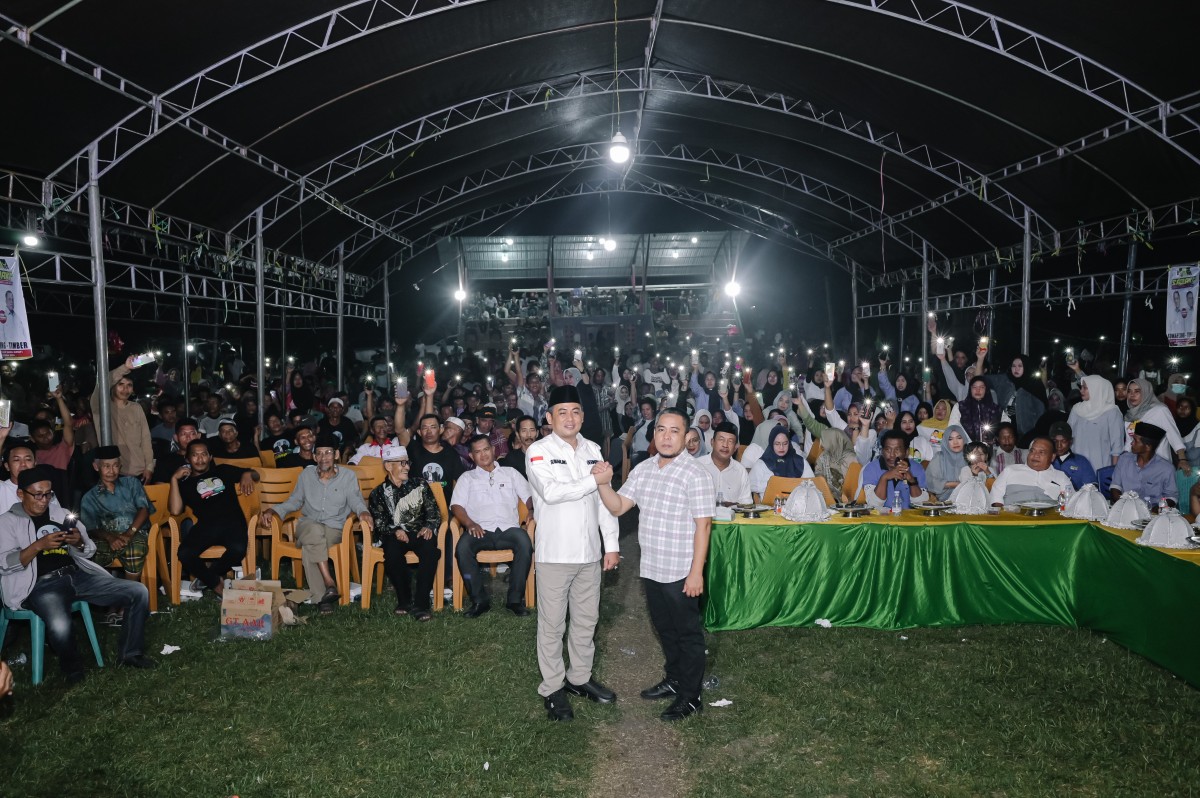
[
  {"xmin": 454, "ymin": 288, "xmax": 467, "ymax": 302},
  {"xmin": 603, "ymin": 238, "xmax": 617, "ymax": 252},
  {"xmin": 671, "ymin": 250, "xmax": 679, "ymax": 258},
  {"xmin": 586, "ymin": 251, "xmax": 594, "ymax": 261},
  {"xmin": 724, "ymin": 280, "xmax": 741, "ymax": 297},
  {"xmin": 609, "ymin": 131, "xmax": 630, "ymax": 164},
  {"xmin": 504, "ymin": 238, "xmax": 513, "ymax": 245},
  {"xmin": 690, "ymin": 236, "xmax": 698, "ymax": 244},
  {"xmin": 501, "ymin": 253, "xmax": 509, "ymax": 262},
  {"xmin": 21, "ymin": 234, "xmax": 39, "ymax": 247}
]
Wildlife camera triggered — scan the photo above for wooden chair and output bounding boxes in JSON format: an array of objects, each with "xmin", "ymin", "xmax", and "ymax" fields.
[
  {"xmin": 841, "ymin": 462, "xmax": 864, "ymax": 503},
  {"xmin": 168, "ymin": 509, "xmax": 256, "ymax": 605},
  {"xmin": 266, "ymin": 512, "xmax": 354, "ymax": 607},
  {"xmin": 213, "ymin": 457, "xmax": 263, "ymax": 470},
  {"xmin": 450, "ymin": 501, "xmax": 536, "ymax": 611},
  {"xmin": 111, "ymin": 482, "xmax": 168, "ymax": 612},
  {"xmin": 360, "ymin": 486, "xmax": 446, "ymax": 612},
  {"xmin": 761, "ymin": 476, "xmax": 836, "ymax": 508},
  {"xmin": 806, "ymin": 438, "xmax": 823, "ymax": 467}
]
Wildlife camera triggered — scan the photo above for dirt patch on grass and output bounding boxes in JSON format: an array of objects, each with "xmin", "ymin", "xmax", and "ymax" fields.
[{"xmin": 586, "ymin": 519, "xmax": 689, "ymax": 798}]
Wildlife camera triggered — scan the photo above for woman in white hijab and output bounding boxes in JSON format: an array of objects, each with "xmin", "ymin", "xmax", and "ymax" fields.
[
  {"xmin": 1066, "ymin": 374, "xmax": 1125, "ymax": 470},
  {"xmin": 1123, "ymin": 377, "xmax": 1189, "ymax": 469}
]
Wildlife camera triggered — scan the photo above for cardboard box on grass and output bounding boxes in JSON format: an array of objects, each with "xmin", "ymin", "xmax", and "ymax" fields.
[{"xmin": 220, "ymin": 579, "xmax": 286, "ymax": 641}]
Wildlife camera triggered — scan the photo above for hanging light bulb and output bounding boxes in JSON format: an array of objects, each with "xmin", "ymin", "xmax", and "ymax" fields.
[
  {"xmin": 609, "ymin": 131, "xmax": 630, "ymax": 164},
  {"xmin": 603, "ymin": 238, "xmax": 617, "ymax": 252}
]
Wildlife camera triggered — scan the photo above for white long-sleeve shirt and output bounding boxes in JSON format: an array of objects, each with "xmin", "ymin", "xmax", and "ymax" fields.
[{"xmin": 525, "ymin": 432, "xmax": 618, "ymax": 564}]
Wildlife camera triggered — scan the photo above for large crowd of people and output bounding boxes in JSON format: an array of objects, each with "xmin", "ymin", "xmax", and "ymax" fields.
[{"xmin": 1, "ymin": 293, "xmax": 1198, "ymax": 720}]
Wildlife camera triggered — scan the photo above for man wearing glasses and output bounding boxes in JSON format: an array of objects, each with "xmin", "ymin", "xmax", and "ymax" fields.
[{"xmin": 0, "ymin": 466, "xmax": 155, "ymax": 683}]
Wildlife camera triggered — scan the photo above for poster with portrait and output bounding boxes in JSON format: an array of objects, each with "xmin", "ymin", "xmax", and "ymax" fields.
[
  {"xmin": 1166, "ymin": 264, "xmax": 1198, "ymax": 348},
  {"xmin": 0, "ymin": 257, "xmax": 32, "ymax": 360}
]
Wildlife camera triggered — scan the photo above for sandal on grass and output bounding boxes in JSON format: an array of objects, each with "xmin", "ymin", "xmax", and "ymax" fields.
[
  {"xmin": 414, "ymin": 610, "xmax": 433, "ymax": 622},
  {"xmin": 394, "ymin": 606, "xmax": 410, "ymax": 617},
  {"xmin": 319, "ymin": 601, "xmax": 336, "ymax": 616}
]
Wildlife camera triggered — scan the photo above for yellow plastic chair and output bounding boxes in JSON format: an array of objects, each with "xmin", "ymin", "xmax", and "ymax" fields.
[
  {"xmin": 841, "ymin": 462, "xmax": 866, "ymax": 504},
  {"xmin": 168, "ymin": 509, "xmax": 255, "ymax": 605},
  {"xmin": 344, "ymin": 462, "xmax": 387, "ymax": 584},
  {"xmin": 258, "ymin": 450, "xmax": 277, "ymax": 469},
  {"xmin": 761, "ymin": 476, "xmax": 837, "ymax": 508},
  {"xmin": 256, "ymin": 466, "xmax": 303, "ymax": 580},
  {"xmin": 266, "ymin": 512, "xmax": 354, "ymax": 606},
  {"xmin": 213, "ymin": 457, "xmax": 263, "ymax": 471},
  {"xmin": 806, "ymin": 438, "xmax": 823, "ymax": 467},
  {"xmin": 450, "ymin": 500, "xmax": 536, "ymax": 611},
  {"xmin": 111, "ymin": 482, "xmax": 167, "ymax": 612}
]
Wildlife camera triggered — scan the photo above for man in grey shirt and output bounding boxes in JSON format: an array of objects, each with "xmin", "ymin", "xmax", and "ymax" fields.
[{"xmin": 260, "ymin": 433, "xmax": 373, "ymax": 614}]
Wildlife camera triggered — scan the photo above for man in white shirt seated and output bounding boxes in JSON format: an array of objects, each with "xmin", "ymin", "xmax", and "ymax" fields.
[
  {"xmin": 696, "ymin": 421, "xmax": 751, "ymax": 505},
  {"xmin": 451, "ymin": 435, "xmax": 534, "ymax": 618},
  {"xmin": 989, "ymin": 437, "xmax": 1073, "ymax": 507}
]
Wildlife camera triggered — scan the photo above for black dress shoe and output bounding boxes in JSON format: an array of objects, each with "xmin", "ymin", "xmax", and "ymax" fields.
[
  {"xmin": 565, "ymin": 678, "xmax": 617, "ymax": 704},
  {"xmin": 506, "ymin": 602, "xmax": 530, "ymax": 617},
  {"xmin": 660, "ymin": 695, "xmax": 702, "ymax": 722},
  {"xmin": 118, "ymin": 654, "xmax": 159, "ymax": 670},
  {"xmin": 640, "ymin": 678, "xmax": 680, "ymax": 700},
  {"xmin": 544, "ymin": 689, "xmax": 574, "ymax": 722},
  {"xmin": 463, "ymin": 602, "xmax": 491, "ymax": 618}
]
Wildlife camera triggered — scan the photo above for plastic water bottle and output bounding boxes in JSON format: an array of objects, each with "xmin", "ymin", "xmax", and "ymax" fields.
[
  {"xmin": 1058, "ymin": 488, "xmax": 1067, "ymax": 512},
  {"xmin": 716, "ymin": 490, "xmax": 724, "ymax": 507},
  {"xmin": 773, "ymin": 496, "xmax": 783, "ymax": 514},
  {"xmin": 891, "ymin": 487, "xmax": 902, "ymax": 515},
  {"xmin": 1158, "ymin": 495, "xmax": 1169, "ymax": 514}
]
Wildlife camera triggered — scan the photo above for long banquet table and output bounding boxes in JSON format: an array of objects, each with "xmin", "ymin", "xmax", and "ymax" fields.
[{"xmin": 705, "ymin": 510, "xmax": 1200, "ymax": 686}]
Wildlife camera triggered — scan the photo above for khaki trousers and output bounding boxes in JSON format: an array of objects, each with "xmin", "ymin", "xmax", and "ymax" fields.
[
  {"xmin": 535, "ymin": 561, "xmax": 601, "ymax": 697},
  {"xmin": 295, "ymin": 519, "xmax": 343, "ymax": 603}
]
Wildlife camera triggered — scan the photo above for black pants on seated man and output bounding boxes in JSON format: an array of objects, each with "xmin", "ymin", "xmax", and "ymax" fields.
[
  {"xmin": 178, "ymin": 522, "xmax": 247, "ymax": 590},
  {"xmin": 455, "ymin": 527, "xmax": 532, "ymax": 606},
  {"xmin": 381, "ymin": 533, "xmax": 440, "ymax": 612}
]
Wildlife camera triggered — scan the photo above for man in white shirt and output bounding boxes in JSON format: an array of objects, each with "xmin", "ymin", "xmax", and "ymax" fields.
[
  {"xmin": 696, "ymin": 421, "xmax": 751, "ymax": 505},
  {"xmin": 525, "ymin": 385, "xmax": 620, "ymax": 722},
  {"xmin": 451, "ymin": 434, "xmax": 534, "ymax": 618},
  {"xmin": 990, "ymin": 437, "xmax": 1073, "ymax": 506}
]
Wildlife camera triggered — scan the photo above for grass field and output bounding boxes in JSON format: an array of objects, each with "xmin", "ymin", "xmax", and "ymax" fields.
[{"xmin": 3, "ymin": 575, "xmax": 1199, "ymax": 798}]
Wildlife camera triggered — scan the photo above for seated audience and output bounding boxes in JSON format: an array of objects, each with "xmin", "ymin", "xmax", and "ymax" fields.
[
  {"xmin": 366, "ymin": 445, "xmax": 441, "ymax": 621},
  {"xmin": 750, "ymin": 426, "xmax": 813, "ymax": 498},
  {"xmin": 81, "ymin": 446, "xmax": 152, "ymax": 582},
  {"xmin": 1049, "ymin": 421, "xmax": 1097, "ymax": 490},
  {"xmin": 925, "ymin": 425, "xmax": 969, "ymax": 501},
  {"xmin": 991, "ymin": 422, "xmax": 1025, "ymax": 474},
  {"xmin": 451, "ymin": 435, "xmax": 534, "ymax": 618},
  {"xmin": 989, "ymin": 437, "xmax": 1072, "ymax": 506},
  {"xmin": 1111, "ymin": 422, "xmax": 1178, "ymax": 507},
  {"xmin": 861, "ymin": 430, "xmax": 929, "ymax": 511},
  {"xmin": 697, "ymin": 421, "xmax": 752, "ymax": 506}
]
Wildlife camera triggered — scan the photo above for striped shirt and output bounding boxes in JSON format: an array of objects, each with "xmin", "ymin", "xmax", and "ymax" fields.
[{"xmin": 619, "ymin": 453, "xmax": 715, "ymax": 582}]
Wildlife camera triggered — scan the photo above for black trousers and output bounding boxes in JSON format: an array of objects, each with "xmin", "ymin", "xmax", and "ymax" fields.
[
  {"xmin": 643, "ymin": 577, "xmax": 706, "ymax": 701},
  {"xmin": 380, "ymin": 533, "xmax": 441, "ymax": 611},
  {"xmin": 454, "ymin": 526, "xmax": 532, "ymax": 605},
  {"xmin": 178, "ymin": 522, "xmax": 248, "ymax": 590}
]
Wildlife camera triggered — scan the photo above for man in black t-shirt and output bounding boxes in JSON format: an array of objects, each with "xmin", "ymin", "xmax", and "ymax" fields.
[
  {"xmin": 499, "ymin": 415, "xmax": 540, "ymax": 478},
  {"xmin": 277, "ymin": 426, "xmax": 318, "ymax": 469},
  {"xmin": 317, "ymin": 398, "xmax": 359, "ymax": 460},
  {"xmin": 209, "ymin": 418, "xmax": 259, "ymax": 460},
  {"xmin": 167, "ymin": 439, "xmax": 257, "ymax": 595},
  {"xmin": 259, "ymin": 411, "xmax": 293, "ymax": 464},
  {"xmin": 150, "ymin": 417, "xmax": 201, "ymax": 485},
  {"xmin": 408, "ymin": 413, "xmax": 464, "ymax": 499}
]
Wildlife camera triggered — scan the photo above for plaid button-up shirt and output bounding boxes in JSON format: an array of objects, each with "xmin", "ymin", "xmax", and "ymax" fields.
[{"xmin": 619, "ymin": 454, "xmax": 715, "ymax": 583}]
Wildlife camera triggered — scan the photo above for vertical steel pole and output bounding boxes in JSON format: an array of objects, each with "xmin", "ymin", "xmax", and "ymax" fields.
[
  {"xmin": 1119, "ymin": 243, "xmax": 1138, "ymax": 376},
  {"xmin": 851, "ymin": 263, "xmax": 859, "ymax": 363},
  {"xmin": 1021, "ymin": 206, "xmax": 1032, "ymax": 354},
  {"xmin": 920, "ymin": 242, "xmax": 929, "ymax": 377},
  {"xmin": 336, "ymin": 243, "xmax": 345, "ymax": 393},
  {"xmin": 254, "ymin": 206, "xmax": 266, "ymax": 435},
  {"xmin": 181, "ymin": 268, "xmax": 191, "ymax": 414},
  {"xmin": 88, "ymin": 143, "xmax": 112, "ymax": 445},
  {"xmin": 986, "ymin": 267, "xmax": 996, "ymax": 343},
  {"xmin": 383, "ymin": 258, "xmax": 392, "ymax": 386},
  {"xmin": 898, "ymin": 281, "xmax": 907, "ymax": 358},
  {"xmin": 280, "ymin": 305, "xmax": 287, "ymax": 403}
]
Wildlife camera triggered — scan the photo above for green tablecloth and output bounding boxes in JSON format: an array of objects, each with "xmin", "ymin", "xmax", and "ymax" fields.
[{"xmin": 705, "ymin": 516, "xmax": 1200, "ymax": 685}]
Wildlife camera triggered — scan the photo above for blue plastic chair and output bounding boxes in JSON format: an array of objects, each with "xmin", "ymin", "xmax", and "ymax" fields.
[{"xmin": 0, "ymin": 585, "xmax": 105, "ymax": 685}]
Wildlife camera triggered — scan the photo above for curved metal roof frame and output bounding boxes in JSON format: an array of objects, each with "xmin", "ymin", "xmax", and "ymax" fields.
[{"xmin": 4, "ymin": 0, "xmax": 1198, "ymax": 295}]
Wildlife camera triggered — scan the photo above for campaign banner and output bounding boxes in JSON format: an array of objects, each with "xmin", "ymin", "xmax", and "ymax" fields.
[
  {"xmin": 1166, "ymin": 264, "xmax": 1198, "ymax": 348},
  {"xmin": 0, "ymin": 257, "xmax": 32, "ymax": 360}
]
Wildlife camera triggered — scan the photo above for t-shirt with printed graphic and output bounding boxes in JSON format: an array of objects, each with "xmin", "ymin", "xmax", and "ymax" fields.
[
  {"xmin": 32, "ymin": 512, "xmax": 73, "ymax": 573},
  {"xmin": 260, "ymin": 434, "xmax": 294, "ymax": 463},
  {"xmin": 176, "ymin": 464, "xmax": 247, "ymax": 527},
  {"xmin": 409, "ymin": 442, "xmax": 464, "ymax": 500},
  {"xmin": 317, "ymin": 417, "xmax": 359, "ymax": 452}
]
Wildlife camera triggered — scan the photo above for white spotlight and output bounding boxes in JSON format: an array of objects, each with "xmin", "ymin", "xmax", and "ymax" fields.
[
  {"xmin": 22, "ymin": 234, "xmax": 39, "ymax": 247},
  {"xmin": 586, "ymin": 251, "xmax": 594, "ymax": 261},
  {"xmin": 454, "ymin": 288, "xmax": 467, "ymax": 302},
  {"xmin": 501, "ymin": 253, "xmax": 509, "ymax": 262},
  {"xmin": 671, "ymin": 250, "xmax": 679, "ymax": 258},
  {"xmin": 724, "ymin": 280, "xmax": 741, "ymax": 297},
  {"xmin": 603, "ymin": 238, "xmax": 617, "ymax": 252},
  {"xmin": 690, "ymin": 236, "xmax": 698, "ymax": 244},
  {"xmin": 504, "ymin": 238, "xmax": 513, "ymax": 246},
  {"xmin": 609, "ymin": 132, "xmax": 630, "ymax": 164}
]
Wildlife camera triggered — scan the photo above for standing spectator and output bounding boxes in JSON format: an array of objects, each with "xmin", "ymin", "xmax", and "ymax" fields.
[
  {"xmin": 150, "ymin": 399, "xmax": 179, "ymax": 444},
  {"xmin": 1123, "ymin": 378, "xmax": 1188, "ymax": 470},
  {"xmin": 90, "ymin": 356, "xmax": 155, "ymax": 482},
  {"xmin": 975, "ymin": 350, "xmax": 1046, "ymax": 440},
  {"xmin": 1066, "ymin": 374, "xmax": 1125, "ymax": 470},
  {"xmin": 197, "ymin": 395, "xmax": 225, "ymax": 439},
  {"xmin": 500, "ymin": 416, "xmax": 540, "ymax": 478}
]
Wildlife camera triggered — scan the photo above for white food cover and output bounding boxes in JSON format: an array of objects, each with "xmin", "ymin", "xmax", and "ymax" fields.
[
  {"xmin": 1062, "ymin": 483, "xmax": 1110, "ymax": 521},
  {"xmin": 949, "ymin": 477, "xmax": 991, "ymax": 515},
  {"xmin": 1104, "ymin": 491, "xmax": 1151, "ymax": 529},
  {"xmin": 780, "ymin": 480, "xmax": 833, "ymax": 522},
  {"xmin": 1135, "ymin": 509, "xmax": 1199, "ymax": 549}
]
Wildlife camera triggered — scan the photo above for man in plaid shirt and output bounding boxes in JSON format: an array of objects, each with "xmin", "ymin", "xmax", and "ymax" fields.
[{"xmin": 595, "ymin": 407, "xmax": 715, "ymax": 722}]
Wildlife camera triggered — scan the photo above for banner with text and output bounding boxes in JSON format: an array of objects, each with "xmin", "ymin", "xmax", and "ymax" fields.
[
  {"xmin": 0, "ymin": 257, "xmax": 32, "ymax": 360},
  {"xmin": 1167, "ymin": 264, "xmax": 1198, "ymax": 348}
]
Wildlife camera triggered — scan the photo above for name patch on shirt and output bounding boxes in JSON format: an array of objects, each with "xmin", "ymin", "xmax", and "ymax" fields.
[
  {"xmin": 550, "ymin": 459, "xmax": 567, "ymax": 465},
  {"xmin": 586, "ymin": 459, "xmax": 599, "ymax": 465}
]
